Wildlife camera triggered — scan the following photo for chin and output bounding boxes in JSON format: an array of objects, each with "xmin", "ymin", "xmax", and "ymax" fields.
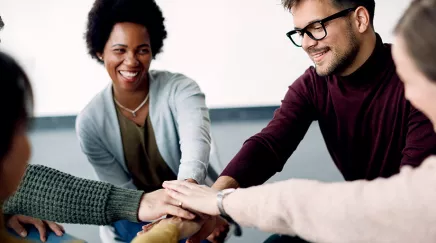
[{"xmin": 315, "ymin": 65, "xmax": 331, "ymax": 76}]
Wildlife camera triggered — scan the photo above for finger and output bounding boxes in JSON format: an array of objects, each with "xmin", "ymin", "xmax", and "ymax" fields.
[
  {"xmin": 163, "ymin": 180, "xmax": 194, "ymax": 188},
  {"xmin": 165, "ymin": 205, "xmax": 195, "ymax": 219},
  {"xmin": 32, "ymin": 220, "xmax": 47, "ymax": 242},
  {"xmin": 58, "ymin": 224, "xmax": 65, "ymax": 233},
  {"xmin": 7, "ymin": 218, "xmax": 28, "ymax": 237},
  {"xmin": 165, "ymin": 188, "xmax": 188, "ymax": 205},
  {"xmin": 45, "ymin": 221, "xmax": 64, "ymax": 237},
  {"xmin": 163, "ymin": 181, "xmax": 194, "ymax": 195}
]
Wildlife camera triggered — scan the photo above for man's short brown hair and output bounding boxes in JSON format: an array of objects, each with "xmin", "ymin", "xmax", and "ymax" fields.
[{"xmin": 281, "ymin": 0, "xmax": 375, "ymax": 25}]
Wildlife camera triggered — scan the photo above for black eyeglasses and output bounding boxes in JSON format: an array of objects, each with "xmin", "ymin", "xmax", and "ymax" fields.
[{"xmin": 286, "ymin": 7, "xmax": 357, "ymax": 47}]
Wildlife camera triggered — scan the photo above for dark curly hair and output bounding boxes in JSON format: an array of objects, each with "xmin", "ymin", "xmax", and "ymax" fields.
[{"xmin": 85, "ymin": 0, "xmax": 167, "ymax": 63}]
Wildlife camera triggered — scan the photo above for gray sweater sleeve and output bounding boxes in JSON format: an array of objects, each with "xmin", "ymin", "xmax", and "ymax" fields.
[{"xmin": 2, "ymin": 164, "xmax": 143, "ymax": 225}]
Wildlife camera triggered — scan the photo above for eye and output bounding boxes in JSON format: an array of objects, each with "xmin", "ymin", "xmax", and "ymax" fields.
[
  {"xmin": 113, "ymin": 48, "xmax": 125, "ymax": 54},
  {"xmin": 138, "ymin": 49, "xmax": 150, "ymax": 54}
]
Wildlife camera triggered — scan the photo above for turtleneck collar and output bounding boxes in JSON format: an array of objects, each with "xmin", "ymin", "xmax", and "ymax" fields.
[{"xmin": 336, "ymin": 33, "xmax": 392, "ymax": 87}]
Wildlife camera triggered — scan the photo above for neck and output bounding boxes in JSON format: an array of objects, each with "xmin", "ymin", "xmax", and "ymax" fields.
[
  {"xmin": 113, "ymin": 79, "xmax": 149, "ymax": 110},
  {"xmin": 340, "ymin": 31, "xmax": 377, "ymax": 76}
]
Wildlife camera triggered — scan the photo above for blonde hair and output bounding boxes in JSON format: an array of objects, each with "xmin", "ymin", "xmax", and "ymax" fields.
[{"xmin": 394, "ymin": 0, "xmax": 436, "ymax": 81}]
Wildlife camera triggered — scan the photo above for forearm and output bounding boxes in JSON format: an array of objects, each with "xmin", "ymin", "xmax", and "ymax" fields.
[
  {"xmin": 212, "ymin": 176, "xmax": 239, "ymax": 190},
  {"xmin": 175, "ymin": 78, "xmax": 211, "ymax": 185},
  {"xmin": 132, "ymin": 222, "xmax": 179, "ymax": 243},
  {"xmin": 224, "ymin": 157, "xmax": 436, "ymax": 243},
  {"xmin": 3, "ymin": 164, "xmax": 143, "ymax": 225},
  {"xmin": 220, "ymin": 139, "xmax": 282, "ymax": 188}
]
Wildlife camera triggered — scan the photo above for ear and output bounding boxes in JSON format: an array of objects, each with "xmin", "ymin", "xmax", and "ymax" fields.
[
  {"xmin": 96, "ymin": 52, "xmax": 104, "ymax": 61},
  {"xmin": 353, "ymin": 6, "xmax": 371, "ymax": 33}
]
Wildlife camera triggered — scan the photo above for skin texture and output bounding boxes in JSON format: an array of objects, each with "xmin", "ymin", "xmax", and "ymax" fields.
[
  {"xmin": 99, "ymin": 22, "xmax": 152, "ymax": 127},
  {"xmin": 292, "ymin": 0, "xmax": 374, "ymax": 76}
]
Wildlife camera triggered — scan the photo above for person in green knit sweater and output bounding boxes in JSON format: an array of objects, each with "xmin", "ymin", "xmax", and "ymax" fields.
[{"xmin": 0, "ymin": 50, "xmax": 201, "ymax": 242}]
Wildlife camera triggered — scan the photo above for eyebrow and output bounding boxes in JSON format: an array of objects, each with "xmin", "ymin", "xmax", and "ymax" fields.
[
  {"xmin": 111, "ymin": 43, "xmax": 150, "ymax": 48},
  {"xmin": 294, "ymin": 18, "xmax": 322, "ymax": 30}
]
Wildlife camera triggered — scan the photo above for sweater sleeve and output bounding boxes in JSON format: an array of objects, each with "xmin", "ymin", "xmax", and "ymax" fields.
[
  {"xmin": 224, "ymin": 156, "xmax": 436, "ymax": 243},
  {"xmin": 2, "ymin": 164, "xmax": 143, "ymax": 225},
  {"xmin": 220, "ymin": 68, "xmax": 318, "ymax": 187},
  {"xmin": 172, "ymin": 73, "xmax": 211, "ymax": 184}
]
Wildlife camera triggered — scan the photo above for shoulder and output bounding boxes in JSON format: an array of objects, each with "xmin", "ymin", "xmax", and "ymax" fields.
[{"xmin": 150, "ymin": 70, "xmax": 201, "ymax": 93}]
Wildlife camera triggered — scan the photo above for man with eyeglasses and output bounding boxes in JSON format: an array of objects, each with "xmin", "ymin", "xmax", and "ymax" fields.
[{"xmin": 190, "ymin": 0, "xmax": 436, "ymax": 243}]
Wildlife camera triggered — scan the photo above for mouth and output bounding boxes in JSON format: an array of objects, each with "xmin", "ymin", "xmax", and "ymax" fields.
[
  {"xmin": 310, "ymin": 49, "xmax": 329, "ymax": 63},
  {"xmin": 118, "ymin": 70, "xmax": 140, "ymax": 82}
]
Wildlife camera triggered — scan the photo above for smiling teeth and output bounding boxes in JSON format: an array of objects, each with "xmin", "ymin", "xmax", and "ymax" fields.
[{"xmin": 120, "ymin": 71, "xmax": 139, "ymax": 77}]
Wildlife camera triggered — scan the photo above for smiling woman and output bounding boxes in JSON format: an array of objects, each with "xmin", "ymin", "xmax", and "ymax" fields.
[{"xmin": 76, "ymin": 0, "xmax": 223, "ymax": 242}]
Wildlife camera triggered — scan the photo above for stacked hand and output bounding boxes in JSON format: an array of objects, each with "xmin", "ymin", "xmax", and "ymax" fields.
[
  {"xmin": 137, "ymin": 189, "xmax": 196, "ymax": 221},
  {"xmin": 137, "ymin": 217, "xmax": 206, "ymax": 240},
  {"xmin": 164, "ymin": 180, "xmax": 230, "ymax": 243},
  {"xmin": 163, "ymin": 180, "xmax": 221, "ymax": 216},
  {"xmin": 137, "ymin": 180, "xmax": 231, "ymax": 242}
]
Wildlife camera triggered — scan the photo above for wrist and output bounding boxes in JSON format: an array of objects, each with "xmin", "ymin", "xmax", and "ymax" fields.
[
  {"xmin": 212, "ymin": 176, "xmax": 239, "ymax": 190},
  {"xmin": 107, "ymin": 187, "xmax": 144, "ymax": 223},
  {"xmin": 216, "ymin": 188, "xmax": 236, "ymax": 218}
]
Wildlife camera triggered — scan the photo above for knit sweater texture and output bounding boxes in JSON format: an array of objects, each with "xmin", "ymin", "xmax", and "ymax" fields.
[{"xmin": 2, "ymin": 164, "xmax": 144, "ymax": 225}]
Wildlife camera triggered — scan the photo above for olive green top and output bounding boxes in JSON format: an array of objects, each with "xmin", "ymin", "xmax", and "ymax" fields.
[{"xmin": 116, "ymin": 108, "xmax": 176, "ymax": 192}]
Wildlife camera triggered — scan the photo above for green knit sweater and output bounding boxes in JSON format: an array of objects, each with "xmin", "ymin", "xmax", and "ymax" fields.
[{"xmin": 2, "ymin": 164, "xmax": 144, "ymax": 225}]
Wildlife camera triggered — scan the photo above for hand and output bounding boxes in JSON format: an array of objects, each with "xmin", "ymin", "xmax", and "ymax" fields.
[
  {"xmin": 138, "ymin": 189, "xmax": 196, "ymax": 221},
  {"xmin": 6, "ymin": 215, "xmax": 64, "ymax": 242},
  {"xmin": 207, "ymin": 216, "xmax": 230, "ymax": 243},
  {"xmin": 138, "ymin": 217, "xmax": 205, "ymax": 240},
  {"xmin": 162, "ymin": 180, "xmax": 220, "ymax": 216},
  {"xmin": 187, "ymin": 216, "xmax": 229, "ymax": 243}
]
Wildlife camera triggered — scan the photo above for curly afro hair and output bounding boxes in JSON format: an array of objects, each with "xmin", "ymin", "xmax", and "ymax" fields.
[{"xmin": 85, "ymin": 0, "xmax": 167, "ymax": 63}]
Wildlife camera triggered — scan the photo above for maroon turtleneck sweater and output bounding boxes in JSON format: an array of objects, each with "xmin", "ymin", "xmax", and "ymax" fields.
[{"xmin": 221, "ymin": 35, "xmax": 436, "ymax": 187}]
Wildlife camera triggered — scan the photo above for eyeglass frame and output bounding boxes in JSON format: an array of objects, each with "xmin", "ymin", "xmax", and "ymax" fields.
[{"xmin": 286, "ymin": 7, "xmax": 358, "ymax": 47}]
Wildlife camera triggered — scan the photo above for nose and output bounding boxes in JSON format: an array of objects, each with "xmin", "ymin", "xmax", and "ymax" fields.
[
  {"xmin": 301, "ymin": 33, "xmax": 318, "ymax": 50},
  {"xmin": 124, "ymin": 51, "xmax": 139, "ymax": 66}
]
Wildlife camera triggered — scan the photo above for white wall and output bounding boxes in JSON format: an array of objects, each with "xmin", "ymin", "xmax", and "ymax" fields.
[{"xmin": 0, "ymin": 0, "xmax": 411, "ymax": 117}]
